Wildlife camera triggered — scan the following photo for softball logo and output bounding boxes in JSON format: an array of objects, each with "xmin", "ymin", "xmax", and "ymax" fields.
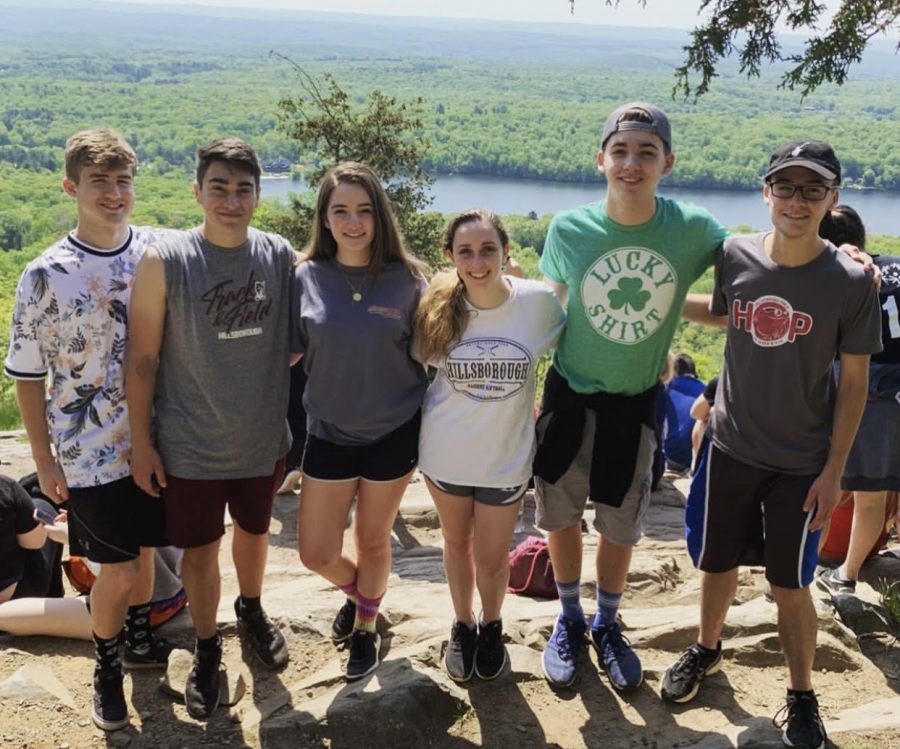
[
  {"xmin": 732, "ymin": 295, "xmax": 813, "ymax": 347},
  {"xmin": 581, "ymin": 247, "xmax": 678, "ymax": 344},
  {"xmin": 444, "ymin": 337, "xmax": 532, "ymax": 401}
]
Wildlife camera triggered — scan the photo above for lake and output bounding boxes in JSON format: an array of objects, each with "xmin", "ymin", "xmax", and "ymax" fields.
[{"xmin": 260, "ymin": 174, "xmax": 898, "ymax": 236}]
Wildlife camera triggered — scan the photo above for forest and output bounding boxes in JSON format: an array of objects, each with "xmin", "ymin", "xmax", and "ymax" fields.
[{"xmin": 0, "ymin": 2, "xmax": 898, "ymax": 427}]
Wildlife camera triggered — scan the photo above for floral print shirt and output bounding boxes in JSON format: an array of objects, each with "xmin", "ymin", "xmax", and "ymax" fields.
[{"xmin": 4, "ymin": 227, "xmax": 154, "ymax": 488}]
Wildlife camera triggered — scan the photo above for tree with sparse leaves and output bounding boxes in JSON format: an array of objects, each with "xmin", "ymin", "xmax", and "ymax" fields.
[
  {"xmin": 270, "ymin": 54, "xmax": 442, "ymax": 268},
  {"xmin": 572, "ymin": 1, "xmax": 900, "ymax": 97}
]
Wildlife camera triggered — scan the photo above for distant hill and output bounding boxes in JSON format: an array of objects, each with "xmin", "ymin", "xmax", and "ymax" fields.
[{"xmin": 1, "ymin": 0, "xmax": 897, "ymax": 77}]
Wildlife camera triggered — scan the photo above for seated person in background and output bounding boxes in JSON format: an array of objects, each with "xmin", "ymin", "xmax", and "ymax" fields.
[
  {"xmin": 815, "ymin": 205, "xmax": 900, "ymax": 593},
  {"xmin": 0, "ymin": 544, "xmax": 185, "ymax": 640},
  {"xmin": 690, "ymin": 375, "xmax": 719, "ymax": 472},
  {"xmin": 0, "ymin": 475, "xmax": 65, "ymax": 604},
  {"xmin": 663, "ymin": 353, "xmax": 706, "ymax": 474},
  {"xmin": 652, "ymin": 354, "xmax": 675, "ymax": 490}
]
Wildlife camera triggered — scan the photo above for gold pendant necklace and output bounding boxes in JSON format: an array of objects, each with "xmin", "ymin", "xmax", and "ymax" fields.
[{"xmin": 338, "ymin": 264, "xmax": 365, "ymax": 302}]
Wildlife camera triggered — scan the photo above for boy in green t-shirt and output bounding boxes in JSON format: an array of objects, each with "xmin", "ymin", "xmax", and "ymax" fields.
[{"xmin": 535, "ymin": 102, "xmax": 727, "ymax": 690}]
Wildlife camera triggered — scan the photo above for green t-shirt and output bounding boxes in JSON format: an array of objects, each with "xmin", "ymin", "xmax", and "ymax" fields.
[{"xmin": 540, "ymin": 196, "xmax": 726, "ymax": 395}]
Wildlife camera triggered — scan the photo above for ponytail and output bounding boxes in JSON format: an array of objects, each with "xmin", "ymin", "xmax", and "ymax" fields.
[{"xmin": 414, "ymin": 270, "xmax": 471, "ymax": 363}]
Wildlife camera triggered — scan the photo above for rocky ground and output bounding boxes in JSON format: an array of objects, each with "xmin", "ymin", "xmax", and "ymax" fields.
[{"xmin": 0, "ymin": 429, "xmax": 898, "ymax": 749}]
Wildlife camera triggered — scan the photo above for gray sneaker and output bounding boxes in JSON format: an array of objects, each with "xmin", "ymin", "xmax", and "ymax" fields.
[{"xmin": 815, "ymin": 567, "xmax": 856, "ymax": 595}]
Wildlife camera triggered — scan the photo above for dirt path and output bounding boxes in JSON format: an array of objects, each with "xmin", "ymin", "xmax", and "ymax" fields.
[{"xmin": 1, "ymin": 431, "xmax": 898, "ymax": 748}]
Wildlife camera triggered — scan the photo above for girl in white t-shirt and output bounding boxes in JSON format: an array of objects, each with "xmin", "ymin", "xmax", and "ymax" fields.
[{"xmin": 414, "ymin": 209, "xmax": 565, "ymax": 682}]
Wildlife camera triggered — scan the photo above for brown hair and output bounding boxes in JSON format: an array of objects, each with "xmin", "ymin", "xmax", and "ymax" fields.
[
  {"xmin": 64, "ymin": 128, "xmax": 137, "ymax": 183},
  {"xmin": 304, "ymin": 161, "xmax": 426, "ymax": 279},
  {"xmin": 195, "ymin": 137, "xmax": 262, "ymax": 190},
  {"xmin": 414, "ymin": 209, "xmax": 508, "ymax": 363}
]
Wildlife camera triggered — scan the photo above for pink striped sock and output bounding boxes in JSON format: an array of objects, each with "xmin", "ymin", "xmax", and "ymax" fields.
[
  {"xmin": 339, "ymin": 579, "xmax": 358, "ymax": 603},
  {"xmin": 353, "ymin": 591, "xmax": 384, "ymax": 633}
]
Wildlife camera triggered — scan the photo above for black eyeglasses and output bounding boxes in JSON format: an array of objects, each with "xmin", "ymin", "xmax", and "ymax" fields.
[{"xmin": 767, "ymin": 181, "xmax": 834, "ymax": 201}]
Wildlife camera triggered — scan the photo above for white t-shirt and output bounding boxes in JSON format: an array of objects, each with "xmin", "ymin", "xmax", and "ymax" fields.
[
  {"xmin": 419, "ymin": 277, "xmax": 565, "ymax": 487},
  {"xmin": 4, "ymin": 227, "xmax": 154, "ymax": 488}
]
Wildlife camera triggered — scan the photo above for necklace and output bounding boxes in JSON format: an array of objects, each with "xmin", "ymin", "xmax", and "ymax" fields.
[{"xmin": 337, "ymin": 264, "xmax": 365, "ymax": 302}]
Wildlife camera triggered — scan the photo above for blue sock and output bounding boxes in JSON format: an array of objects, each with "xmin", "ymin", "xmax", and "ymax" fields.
[
  {"xmin": 556, "ymin": 579, "xmax": 584, "ymax": 622},
  {"xmin": 592, "ymin": 587, "xmax": 622, "ymax": 629}
]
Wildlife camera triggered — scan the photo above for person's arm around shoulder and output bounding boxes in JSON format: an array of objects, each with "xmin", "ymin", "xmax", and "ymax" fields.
[
  {"xmin": 542, "ymin": 277, "xmax": 568, "ymax": 308},
  {"xmin": 682, "ymin": 294, "xmax": 727, "ymax": 327},
  {"xmin": 805, "ymin": 352, "xmax": 870, "ymax": 531},
  {"xmin": 126, "ymin": 247, "xmax": 167, "ymax": 497},
  {"xmin": 16, "ymin": 380, "xmax": 69, "ymax": 503},
  {"xmin": 684, "ymin": 242, "xmax": 729, "ymax": 327}
]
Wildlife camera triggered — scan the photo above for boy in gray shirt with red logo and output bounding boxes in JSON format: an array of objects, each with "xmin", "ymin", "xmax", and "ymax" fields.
[{"xmin": 662, "ymin": 141, "xmax": 881, "ymax": 749}]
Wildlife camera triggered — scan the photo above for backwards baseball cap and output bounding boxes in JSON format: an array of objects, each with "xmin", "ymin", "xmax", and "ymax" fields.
[
  {"xmin": 764, "ymin": 140, "xmax": 841, "ymax": 183},
  {"xmin": 601, "ymin": 102, "xmax": 672, "ymax": 152}
]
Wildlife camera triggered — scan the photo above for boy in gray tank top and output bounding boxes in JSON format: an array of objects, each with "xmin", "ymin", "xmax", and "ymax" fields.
[
  {"xmin": 126, "ymin": 138, "xmax": 295, "ymax": 720},
  {"xmin": 662, "ymin": 140, "xmax": 881, "ymax": 749}
]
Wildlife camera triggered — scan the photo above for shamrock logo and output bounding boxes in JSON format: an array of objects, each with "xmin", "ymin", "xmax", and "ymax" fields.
[{"xmin": 607, "ymin": 277, "xmax": 651, "ymax": 314}]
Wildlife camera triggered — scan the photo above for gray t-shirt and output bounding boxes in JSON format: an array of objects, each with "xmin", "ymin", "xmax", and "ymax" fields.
[
  {"xmin": 710, "ymin": 233, "xmax": 882, "ymax": 474},
  {"xmin": 154, "ymin": 227, "xmax": 294, "ymax": 479},
  {"xmin": 291, "ymin": 259, "xmax": 427, "ymax": 445}
]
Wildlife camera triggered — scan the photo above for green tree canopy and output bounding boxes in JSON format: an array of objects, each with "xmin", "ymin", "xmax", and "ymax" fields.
[
  {"xmin": 273, "ymin": 55, "xmax": 441, "ymax": 267},
  {"xmin": 573, "ymin": 1, "xmax": 900, "ymax": 97}
]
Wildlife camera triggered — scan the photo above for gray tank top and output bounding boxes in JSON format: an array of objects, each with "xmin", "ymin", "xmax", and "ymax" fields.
[{"xmin": 154, "ymin": 227, "xmax": 294, "ymax": 479}]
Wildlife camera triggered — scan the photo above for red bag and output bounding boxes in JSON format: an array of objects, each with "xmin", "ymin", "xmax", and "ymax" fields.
[
  {"xmin": 507, "ymin": 536, "xmax": 558, "ymax": 599},
  {"xmin": 62, "ymin": 557, "xmax": 96, "ymax": 594}
]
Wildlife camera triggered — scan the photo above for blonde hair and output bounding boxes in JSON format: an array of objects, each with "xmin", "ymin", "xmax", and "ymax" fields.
[
  {"xmin": 414, "ymin": 209, "xmax": 508, "ymax": 363},
  {"xmin": 64, "ymin": 128, "xmax": 137, "ymax": 183},
  {"xmin": 304, "ymin": 161, "xmax": 426, "ymax": 279}
]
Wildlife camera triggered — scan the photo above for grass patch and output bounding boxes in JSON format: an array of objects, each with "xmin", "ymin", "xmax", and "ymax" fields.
[{"xmin": 877, "ymin": 578, "xmax": 900, "ymax": 632}]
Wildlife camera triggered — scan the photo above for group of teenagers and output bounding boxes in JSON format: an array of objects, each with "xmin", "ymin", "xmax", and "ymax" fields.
[{"xmin": 3, "ymin": 99, "xmax": 897, "ymax": 749}]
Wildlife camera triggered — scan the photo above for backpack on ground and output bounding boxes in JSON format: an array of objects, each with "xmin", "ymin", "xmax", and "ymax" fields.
[{"xmin": 507, "ymin": 536, "xmax": 557, "ymax": 599}]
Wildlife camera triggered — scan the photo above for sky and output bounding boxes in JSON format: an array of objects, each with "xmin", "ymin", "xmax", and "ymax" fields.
[{"xmin": 110, "ymin": 0, "xmax": 843, "ymax": 31}]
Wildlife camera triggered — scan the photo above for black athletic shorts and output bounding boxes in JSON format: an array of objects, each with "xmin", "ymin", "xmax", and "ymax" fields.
[
  {"xmin": 685, "ymin": 443, "xmax": 820, "ymax": 589},
  {"xmin": 302, "ymin": 410, "xmax": 420, "ymax": 483},
  {"xmin": 67, "ymin": 476, "xmax": 168, "ymax": 564}
]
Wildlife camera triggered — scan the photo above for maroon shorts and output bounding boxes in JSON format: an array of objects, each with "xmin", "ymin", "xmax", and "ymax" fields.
[{"xmin": 163, "ymin": 459, "xmax": 285, "ymax": 548}]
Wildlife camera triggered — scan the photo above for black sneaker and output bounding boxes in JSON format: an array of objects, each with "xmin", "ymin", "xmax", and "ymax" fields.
[
  {"xmin": 815, "ymin": 567, "xmax": 856, "ymax": 595},
  {"xmin": 345, "ymin": 630, "xmax": 381, "ymax": 680},
  {"xmin": 123, "ymin": 636, "xmax": 174, "ymax": 670},
  {"xmin": 184, "ymin": 643, "xmax": 221, "ymax": 720},
  {"xmin": 475, "ymin": 619, "xmax": 508, "ymax": 681},
  {"xmin": 444, "ymin": 620, "xmax": 477, "ymax": 682},
  {"xmin": 331, "ymin": 598, "xmax": 356, "ymax": 644},
  {"xmin": 234, "ymin": 598, "xmax": 289, "ymax": 669},
  {"xmin": 91, "ymin": 669, "xmax": 128, "ymax": 731},
  {"xmin": 660, "ymin": 641, "xmax": 723, "ymax": 703},
  {"xmin": 773, "ymin": 691, "xmax": 827, "ymax": 749}
]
